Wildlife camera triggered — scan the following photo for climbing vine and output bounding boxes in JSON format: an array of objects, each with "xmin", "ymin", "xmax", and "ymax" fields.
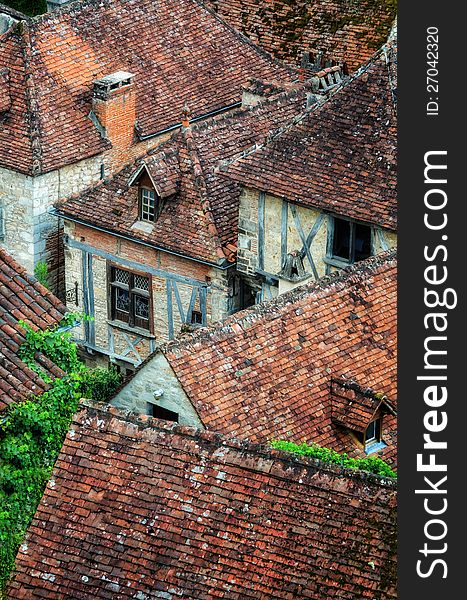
[
  {"xmin": 0, "ymin": 314, "xmax": 122, "ymax": 593},
  {"xmin": 271, "ymin": 440, "xmax": 396, "ymax": 478}
]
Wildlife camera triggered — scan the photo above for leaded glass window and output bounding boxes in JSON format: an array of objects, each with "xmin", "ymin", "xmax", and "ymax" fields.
[{"xmin": 109, "ymin": 267, "xmax": 151, "ymax": 330}]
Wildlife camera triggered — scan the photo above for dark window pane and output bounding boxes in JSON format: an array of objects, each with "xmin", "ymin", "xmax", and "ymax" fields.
[
  {"xmin": 365, "ymin": 419, "xmax": 381, "ymax": 443},
  {"xmin": 191, "ymin": 310, "xmax": 203, "ymax": 324},
  {"xmin": 147, "ymin": 403, "xmax": 179, "ymax": 422},
  {"xmin": 115, "ymin": 288, "xmax": 130, "ymax": 313},
  {"xmin": 354, "ymin": 223, "xmax": 372, "ymax": 261},
  {"xmin": 332, "ymin": 218, "xmax": 351, "ymax": 260},
  {"xmin": 134, "ymin": 295, "xmax": 149, "ymax": 320}
]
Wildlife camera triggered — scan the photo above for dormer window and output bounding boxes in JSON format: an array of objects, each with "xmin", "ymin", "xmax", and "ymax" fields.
[
  {"xmin": 140, "ymin": 187, "xmax": 158, "ymax": 222},
  {"xmin": 365, "ymin": 418, "xmax": 381, "ymax": 445}
]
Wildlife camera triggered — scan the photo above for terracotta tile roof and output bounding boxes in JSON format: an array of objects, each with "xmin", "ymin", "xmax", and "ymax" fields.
[
  {"xmin": 0, "ymin": 0, "xmax": 294, "ymax": 175},
  {"xmin": 206, "ymin": 0, "xmax": 396, "ymax": 72},
  {"xmin": 160, "ymin": 252, "xmax": 397, "ymax": 467},
  {"xmin": 0, "ymin": 248, "xmax": 66, "ymax": 411},
  {"xmin": 222, "ymin": 46, "xmax": 397, "ymax": 231},
  {"xmin": 56, "ymin": 88, "xmax": 310, "ymax": 264},
  {"xmin": 9, "ymin": 402, "xmax": 397, "ymax": 598}
]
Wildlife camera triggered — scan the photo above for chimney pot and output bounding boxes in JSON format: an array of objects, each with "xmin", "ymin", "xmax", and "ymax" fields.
[{"xmin": 92, "ymin": 71, "xmax": 135, "ymax": 100}]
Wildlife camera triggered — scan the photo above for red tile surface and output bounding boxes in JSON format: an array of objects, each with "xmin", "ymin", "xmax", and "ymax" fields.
[
  {"xmin": 0, "ymin": 0, "xmax": 294, "ymax": 175},
  {"xmin": 0, "ymin": 248, "xmax": 66, "ymax": 411},
  {"xmin": 162, "ymin": 252, "xmax": 397, "ymax": 467},
  {"xmin": 206, "ymin": 0, "xmax": 396, "ymax": 72},
  {"xmin": 223, "ymin": 46, "xmax": 397, "ymax": 230},
  {"xmin": 57, "ymin": 88, "xmax": 310, "ymax": 263},
  {"xmin": 9, "ymin": 402, "xmax": 397, "ymax": 599}
]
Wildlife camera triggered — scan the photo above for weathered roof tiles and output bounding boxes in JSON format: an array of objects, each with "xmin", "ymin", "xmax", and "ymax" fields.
[
  {"xmin": 0, "ymin": 248, "xmax": 66, "ymax": 410},
  {"xmin": 8, "ymin": 401, "xmax": 397, "ymax": 599},
  {"xmin": 0, "ymin": 0, "xmax": 294, "ymax": 175},
  {"xmin": 56, "ymin": 86, "xmax": 311, "ymax": 263},
  {"xmin": 222, "ymin": 45, "xmax": 397, "ymax": 230}
]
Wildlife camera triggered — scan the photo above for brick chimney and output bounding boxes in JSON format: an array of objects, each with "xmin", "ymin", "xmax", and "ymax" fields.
[{"xmin": 91, "ymin": 71, "xmax": 136, "ymax": 170}]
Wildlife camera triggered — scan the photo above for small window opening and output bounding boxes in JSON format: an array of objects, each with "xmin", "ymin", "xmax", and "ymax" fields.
[
  {"xmin": 140, "ymin": 188, "xmax": 157, "ymax": 222},
  {"xmin": 110, "ymin": 267, "xmax": 151, "ymax": 330},
  {"xmin": 331, "ymin": 217, "xmax": 372, "ymax": 263},
  {"xmin": 191, "ymin": 310, "xmax": 203, "ymax": 325},
  {"xmin": 365, "ymin": 418, "xmax": 381, "ymax": 445},
  {"xmin": 147, "ymin": 402, "xmax": 179, "ymax": 423}
]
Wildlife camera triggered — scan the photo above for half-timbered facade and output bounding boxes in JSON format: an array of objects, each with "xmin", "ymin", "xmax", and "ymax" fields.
[
  {"xmin": 224, "ymin": 44, "xmax": 397, "ymax": 301},
  {"xmin": 56, "ymin": 89, "xmax": 311, "ymax": 368}
]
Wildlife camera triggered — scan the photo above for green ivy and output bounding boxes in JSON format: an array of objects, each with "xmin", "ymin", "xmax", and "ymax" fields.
[
  {"xmin": 0, "ymin": 315, "xmax": 122, "ymax": 593},
  {"xmin": 1, "ymin": 1, "xmax": 47, "ymax": 17},
  {"xmin": 270, "ymin": 440, "xmax": 396, "ymax": 478},
  {"xmin": 33, "ymin": 261, "xmax": 50, "ymax": 291}
]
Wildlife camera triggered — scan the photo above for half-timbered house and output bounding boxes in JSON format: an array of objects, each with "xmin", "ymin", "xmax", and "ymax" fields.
[
  {"xmin": 0, "ymin": 0, "xmax": 293, "ymax": 291},
  {"xmin": 222, "ymin": 43, "xmax": 397, "ymax": 301},
  {"xmin": 55, "ymin": 89, "xmax": 312, "ymax": 369}
]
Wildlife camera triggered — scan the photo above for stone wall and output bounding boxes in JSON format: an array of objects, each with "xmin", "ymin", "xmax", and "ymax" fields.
[
  {"xmin": 1, "ymin": 121, "xmax": 175, "ymax": 292},
  {"xmin": 111, "ymin": 352, "xmax": 204, "ymax": 427}
]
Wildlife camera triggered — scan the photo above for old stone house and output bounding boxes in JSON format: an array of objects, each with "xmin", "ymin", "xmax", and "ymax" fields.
[
  {"xmin": 9, "ymin": 401, "xmax": 397, "ymax": 598},
  {"xmin": 111, "ymin": 251, "xmax": 397, "ymax": 469},
  {"xmin": 0, "ymin": 247, "xmax": 66, "ymax": 411},
  {"xmin": 222, "ymin": 45, "xmax": 397, "ymax": 300},
  {"xmin": 0, "ymin": 0, "xmax": 293, "ymax": 292},
  {"xmin": 55, "ymin": 88, "xmax": 313, "ymax": 369}
]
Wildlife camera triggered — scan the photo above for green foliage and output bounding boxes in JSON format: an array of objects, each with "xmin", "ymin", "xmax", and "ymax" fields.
[
  {"xmin": 80, "ymin": 366, "xmax": 123, "ymax": 403},
  {"xmin": 0, "ymin": 315, "xmax": 122, "ymax": 593},
  {"xmin": 1, "ymin": 1, "xmax": 47, "ymax": 17},
  {"xmin": 33, "ymin": 261, "xmax": 50, "ymax": 290},
  {"xmin": 270, "ymin": 440, "xmax": 396, "ymax": 478}
]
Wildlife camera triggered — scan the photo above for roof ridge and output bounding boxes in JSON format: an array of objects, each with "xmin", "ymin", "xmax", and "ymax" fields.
[
  {"xmin": 77, "ymin": 400, "xmax": 397, "ymax": 486},
  {"xmin": 181, "ymin": 126, "xmax": 232, "ymax": 263},
  {"xmin": 217, "ymin": 44, "xmax": 393, "ymax": 176},
  {"xmin": 17, "ymin": 20, "xmax": 44, "ymax": 176},
  {"xmin": 161, "ymin": 250, "xmax": 397, "ymax": 353}
]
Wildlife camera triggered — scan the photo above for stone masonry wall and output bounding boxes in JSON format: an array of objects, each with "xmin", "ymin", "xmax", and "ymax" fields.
[
  {"xmin": 1, "ymin": 119, "xmax": 174, "ymax": 291},
  {"xmin": 111, "ymin": 353, "xmax": 204, "ymax": 427}
]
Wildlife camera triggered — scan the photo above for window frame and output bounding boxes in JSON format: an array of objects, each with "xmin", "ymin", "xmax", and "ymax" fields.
[
  {"xmin": 139, "ymin": 186, "xmax": 160, "ymax": 223},
  {"xmin": 365, "ymin": 418, "xmax": 382, "ymax": 446},
  {"xmin": 107, "ymin": 264, "xmax": 153, "ymax": 332},
  {"xmin": 327, "ymin": 215, "xmax": 373, "ymax": 265}
]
